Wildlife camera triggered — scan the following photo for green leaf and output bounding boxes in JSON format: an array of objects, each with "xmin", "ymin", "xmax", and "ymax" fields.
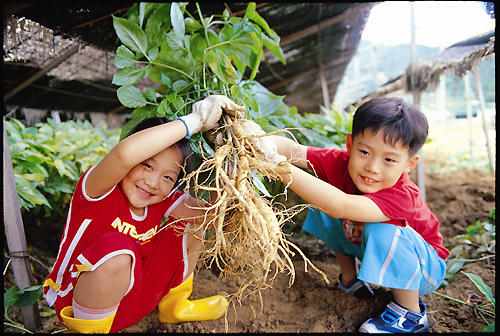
[
  {"xmin": 462, "ymin": 272, "xmax": 495, "ymax": 305},
  {"xmin": 112, "ymin": 66, "xmax": 149, "ymax": 86},
  {"xmin": 49, "ymin": 181, "xmax": 74, "ymax": 194},
  {"xmin": 157, "ymin": 99, "xmax": 171, "ymax": 117},
  {"xmin": 21, "ymin": 173, "xmax": 45, "ymax": 182},
  {"xmin": 138, "ymin": 2, "xmax": 156, "ymax": 29},
  {"xmin": 190, "ymin": 33, "xmax": 208, "ymax": 61},
  {"xmin": 112, "ymin": 15, "xmax": 148, "ymax": 55},
  {"xmin": 171, "ymin": 2, "xmax": 185, "ymax": 39},
  {"xmin": 114, "ymin": 45, "xmax": 137, "ymax": 68},
  {"xmin": 144, "ymin": 3, "xmax": 172, "ymax": 49},
  {"xmin": 167, "ymin": 92, "xmax": 184, "ymax": 111},
  {"xmin": 57, "ymin": 144, "xmax": 77, "ymax": 159},
  {"xmin": 144, "ymin": 87, "xmax": 158, "ymax": 103},
  {"xmin": 216, "ymin": 49, "xmax": 238, "ymax": 80},
  {"xmin": 113, "ymin": 64, "xmax": 152, "ymax": 85},
  {"xmin": 204, "ymin": 50, "xmax": 227, "ymax": 83},
  {"xmin": 446, "ymin": 260, "xmax": 465, "ymax": 277},
  {"xmin": 120, "ymin": 118, "xmax": 142, "ymax": 141},
  {"xmin": 482, "ymin": 322, "xmax": 495, "ymax": 332},
  {"xmin": 14, "ymin": 175, "xmax": 52, "ymax": 208},
  {"xmin": 131, "ymin": 105, "xmax": 156, "ymax": 118},
  {"xmin": 262, "ymin": 34, "xmax": 286, "ymax": 64},
  {"xmin": 165, "ymin": 30, "xmax": 185, "ymax": 50},
  {"xmin": 147, "ymin": 47, "xmax": 159, "ymax": 62},
  {"xmin": 172, "ymin": 79, "xmax": 190, "ymax": 92},
  {"xmin": 13, "ymin": 285, "xmax": 43, "ymax": 308},
  {"xmin": 161, "ymin": 73, "xmax": 172, "ymax": 88},
  {"xmin": 117, "ymin": 85, "xmax": 148, "ymax": 108},
  {"xmin": 185, "ymin": 17, "xmax": 204, "ymax": 33},
  {"xmin": 8, "ymin": 142, "xmax": 29, "ymax": 156},
  {"xmin": 4, "ymin": 285, "xmax": 20, "ymax": 312},
  {"xmin": 244, "ymin": 2, "xmax": 280, "ymax": 42},
  {"xmin": 54, "ymin": 158, "xmax": 67, "ymax": 177}
]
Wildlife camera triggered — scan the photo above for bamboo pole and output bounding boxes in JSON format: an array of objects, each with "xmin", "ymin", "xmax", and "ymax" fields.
[
  {"xmin": 464, "ymin": 73, "xmax": 474, "ymax": 160},
  {"xmin": 3, "ymin": 122, "xmax": 42, "ymax": 332},
  {"xmin": 410, "ymin": 1, "xmax": 425, "ymax": 202},
  {"xmin": 471, "ymin": 65, "xmax": 495, "ymax": 173}
]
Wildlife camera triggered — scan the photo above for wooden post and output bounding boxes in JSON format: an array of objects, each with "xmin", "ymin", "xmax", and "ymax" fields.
[
  {"xmin": 471, "ymin": 65, "xmax": 495, "ymax": 173},
  {"xmin": 317, "ymin": 3, "xmax": 330, "ymax": 113},
  {"xmin": 464, "ymin": 73, "xmax": 474, "ymax": 160},
  {"xmin": 409, "ymin": 1, "xmax": 425, "ymax": 202},
  {"xmin": 319, "ymin": 61, "xmax": 330, "ymax": 111},
  {"xmin": 3, "ymin": 122, "xmax": 42, "ymax": 332},
  {"xmin": 370, "ymin": 44, "xmax": 378, "ymax": 90}
]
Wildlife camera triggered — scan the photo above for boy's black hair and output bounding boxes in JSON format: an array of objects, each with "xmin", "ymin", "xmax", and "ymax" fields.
[
  {"xmin": 352, "ymin": 97, "xmax": 428, "ymax": 158},
  {"xmin": 124, "ymin": 117, "xmax": 193, "ymax": 188}
]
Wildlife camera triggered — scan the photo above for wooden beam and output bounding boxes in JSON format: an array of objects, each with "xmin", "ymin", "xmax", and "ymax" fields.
[
  {"xmin": 280, "ymin": 3, "xmax": 377, "ymax": 47},
  {"xmin": 4, "ymin": 44, "xmax": 81, "ymax": 102},
  {"xmin": 266, "ymin": 55, "xmax": 351, "ymax": 91},
  {"xmin": 69, "ymin": 6, "xmax": 133, "ymax": 30}
]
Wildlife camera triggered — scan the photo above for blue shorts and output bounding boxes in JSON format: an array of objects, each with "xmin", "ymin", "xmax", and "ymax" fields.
[{"xmin": 303, "ymin": 208, "xmax": 446, "ymax": 296}]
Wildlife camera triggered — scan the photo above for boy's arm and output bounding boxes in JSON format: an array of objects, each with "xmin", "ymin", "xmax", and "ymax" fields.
[
  {"xmin": 268, "ymin": 135, "xmax": 309, "ymax": 169},
  {"xmin": 281, "ymin": 165, "xmax": 391, "ymax": 223},
  {"xmin": 169, "ymin": 194, "xmax": 209, "ymax": 226},
  {"xmin": 86, "ymin": 120, "xmax": 188, "ymax": 198},
  {"xmin": 86, "ymin": 95, "xmax": 245, "ymax": 198}
]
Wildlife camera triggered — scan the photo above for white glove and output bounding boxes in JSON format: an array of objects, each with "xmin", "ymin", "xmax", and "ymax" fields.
[
  {"xmin": 179, "ymin": 95, "xmax": 246, "ymax": 138},
  {"xmin": 239, "ymin": 120, "xmax": 287, "ymax": 165}
]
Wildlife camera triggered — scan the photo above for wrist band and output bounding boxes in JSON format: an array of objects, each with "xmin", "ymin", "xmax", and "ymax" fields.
[{"xmin": 177, "ymin": 117, "xmax": 191, "ymax": 139}]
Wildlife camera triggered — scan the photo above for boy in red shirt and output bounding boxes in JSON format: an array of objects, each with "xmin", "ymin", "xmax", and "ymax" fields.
[{"xmin": 267, "ymin": 97, "xmax": 448, "ymax": 333}]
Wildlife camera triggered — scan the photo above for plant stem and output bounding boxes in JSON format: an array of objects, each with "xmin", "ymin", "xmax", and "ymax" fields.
[
  {"xmin": 432, "ymin": 291, "xmax": 467, "ymax": 305},
  {"xmin": 136, "ymin": 60, "xmax": 197, "ymax": 82},
  {"xmin": 196, "ymin": 3, "xmax": 211, "ymax": 48}
]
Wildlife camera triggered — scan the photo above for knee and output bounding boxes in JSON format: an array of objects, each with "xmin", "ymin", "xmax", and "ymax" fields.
[
  {"xmin": 362, "ymin": 222, "xmax": 395, "ymax": 240},
  {"xmin": 186, "ymin": 230, "xmax": 202, "ymax": 256},
  {"xmin": 97, "ymin": 254, "xmax": 132, "ymax": 277}
]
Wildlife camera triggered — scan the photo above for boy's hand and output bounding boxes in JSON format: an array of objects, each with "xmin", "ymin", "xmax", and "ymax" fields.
[
  {"xmin": 179, "ymin": 95, "xmax": 246, "ymax": 137},
  {"xmin": 240, "ymin": 120, "xmax": 287, "ymax": 164}
]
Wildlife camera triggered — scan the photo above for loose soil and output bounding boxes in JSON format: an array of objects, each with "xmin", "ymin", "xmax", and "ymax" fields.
[{"xmin": 4, "ymin": 123, "xmax": 495, "ymax": 333}]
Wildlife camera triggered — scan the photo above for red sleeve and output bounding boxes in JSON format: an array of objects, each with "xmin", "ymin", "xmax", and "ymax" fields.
[
  {"xmin": 306, "ymin": 146, "xmax": 357, "ymax": 194},
  {"xmin": 161, "ymin": 190, "xmax": 188, "ymax": 218}
]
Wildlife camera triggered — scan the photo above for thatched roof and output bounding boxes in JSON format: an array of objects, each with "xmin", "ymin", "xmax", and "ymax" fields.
[
  {"xmin": 350, "ymin": 29, "xmax": 495, "ymax": 109},
  {"xmin": 4, "ymin": 3, "xmax": 378, "ymax": 117}
]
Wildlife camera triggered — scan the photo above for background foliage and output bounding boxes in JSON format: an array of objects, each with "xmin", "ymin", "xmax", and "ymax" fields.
[
  {"xmin": 111, "ymin": 2, "xmax": 351, "ymax": 164},
  {"xmin": 5, "ymin": 117, "xmax": 120, "ymax": 248}
]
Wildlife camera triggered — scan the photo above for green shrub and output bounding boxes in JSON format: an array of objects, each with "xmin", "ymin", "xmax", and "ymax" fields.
[
  {"xmin": 4, "ymin": 117, "xmax": 120, "ymax": 217},
  {"xmin": 111, "ymin": 2, "xmax": 351, "ymax": 166}
]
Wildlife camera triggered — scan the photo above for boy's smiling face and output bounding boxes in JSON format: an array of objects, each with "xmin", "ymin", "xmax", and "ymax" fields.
[
  {"xmin": 120, "ymin": 145, "xmax": 182, "ymax": 216},
  {"xmin": 346, "ymin": 129, "xmax": 419, "ymax": 194}
]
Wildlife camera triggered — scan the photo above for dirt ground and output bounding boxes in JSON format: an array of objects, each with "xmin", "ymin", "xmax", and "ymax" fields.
[{"xmin": 5, "ymin": 121, "xmax": 495, "ymax": 333}]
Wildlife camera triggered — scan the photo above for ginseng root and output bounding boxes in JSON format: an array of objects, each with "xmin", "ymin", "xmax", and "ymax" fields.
[{"xmin": 180, "ymin": 113, "xmax": 330, "ymax": 307}]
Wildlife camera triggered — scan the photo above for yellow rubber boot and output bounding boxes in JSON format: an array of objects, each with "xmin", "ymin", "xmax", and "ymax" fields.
[
  {"xmin": 158, "ymin": 274, "xmax": 228, "ymax": 324},
  {"xmin": 60, "ymin": 306, "xmax": 115, "ymax": 333}
]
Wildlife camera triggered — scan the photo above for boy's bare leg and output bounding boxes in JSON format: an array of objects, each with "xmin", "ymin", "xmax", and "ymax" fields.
[
  {"xmin": 335, "ymin": 252, "xmax": 358, "ymax": 285},
  {"xmin": 184, "ymin": 227, "xmax": 203, "ymax": 282},
  {"xmin": 391, "ymin": 288, "xmax": 421, "ymax": 313},
  {"xmin": 74, "ymin": 254, "xmax": 132, "ymax": 309}
]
